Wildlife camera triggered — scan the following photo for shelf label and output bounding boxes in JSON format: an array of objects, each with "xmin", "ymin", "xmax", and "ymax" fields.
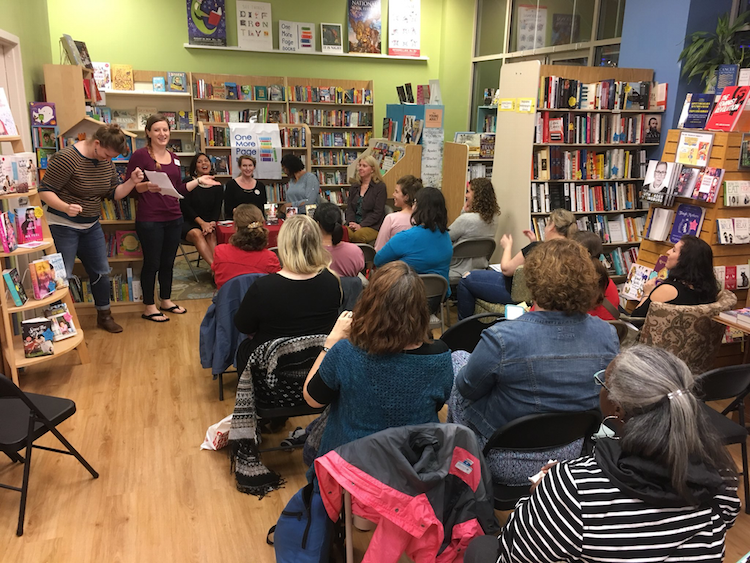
[
  {"xmin": 425, "ymin": 108, "xmax": 443, "ymax": 128},
  {"xmin": 498, "ymin": 99, "xmax": 515, "ymax": 111},
  {"xmin": 517, "ymin": 98, "xmax": 536, "ymax": 113}
]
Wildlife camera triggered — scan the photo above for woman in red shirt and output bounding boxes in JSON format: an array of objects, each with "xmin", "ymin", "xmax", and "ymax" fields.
[
  {"xmin": 572, "ymin": 231, "xmax": 619, "ymax": 320},
  {"xmin": 211, "ymin": 204, "xmax": 280, "ymax": 289}
]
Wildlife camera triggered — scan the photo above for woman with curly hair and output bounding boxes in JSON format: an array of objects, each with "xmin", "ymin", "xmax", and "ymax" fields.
[
  {"xmin": 448, "ymin": 238, "xmax": 619, "ymax": 484},
  {"xmin": 631, "ymin": 235, "xmax": 718, "ymax": 317},
  {"xmin": 211, "ymin": 204, "xmax": 280, "ymax": 290},
  {"xmin": 448, "ymin": 177, "xmax": 500, "ymax": 277}
]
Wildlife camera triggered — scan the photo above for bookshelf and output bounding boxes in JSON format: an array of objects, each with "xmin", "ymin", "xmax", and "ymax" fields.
[
  {"xmin": 476, "ymin": 105, "xmax": 497, "ymax": 133},
  {"xmin": 0, "ymin": 136, "xmax": 89, "ymax": 385}
]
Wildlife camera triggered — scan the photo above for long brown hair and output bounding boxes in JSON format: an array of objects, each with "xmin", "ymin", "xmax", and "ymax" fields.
[
  {"xmin": 229, "ymin": 204, "xmax": 268, "ymax": 251},
  {"xmin": 145, "ymin": 113, "xmax": 169, "ymax": 170}
]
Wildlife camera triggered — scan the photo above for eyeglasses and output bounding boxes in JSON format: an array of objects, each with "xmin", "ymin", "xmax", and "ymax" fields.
[{"xmin": 593, "ymin": 369, "xmax": 610, "ymax": 391}]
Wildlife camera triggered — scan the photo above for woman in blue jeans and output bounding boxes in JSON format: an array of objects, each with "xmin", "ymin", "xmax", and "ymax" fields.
[
  {"xmin": 457, "ymin": 208, "xmax": 577, "ymax": 319},
  {"xmin": 40, "ymin": 124, "xmax": 144, "ymax": 333}
]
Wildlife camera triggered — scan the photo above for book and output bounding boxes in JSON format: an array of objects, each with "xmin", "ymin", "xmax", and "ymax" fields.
[
  {"xmin": 735, "ymin": 217, "xmax": 750, "ymax": 244},
  {"xmin": 116, "ymin": 231, "xmax": 142, "ymax": 257},
  {"xmin": 254, "ymin": 85, "xmax": 268, "ymax": 101},
  {"xmin": 683, "ymin": 93, "xmax": 715, "ymax": 129},
  {"xmin": 136, "ymin": 107, "xmax": 158, "ymax": 130},
  {"xmin": 705, "ymin": 86, "xmax": 750, "ymax": 131},
  {"xmin": 676, "ymin": 130, "xmax": 713, "ymax": 168},
  {"xmin": 716, "ymin": 64, "xmax": 739, "ymax": 91},
  {"xmin": 675, "ymin": 166, "xmax": 699, "ymax": 199},
  {"xmin": 73, "ymin": 40, "xmax": 94, "ymax": 69},
  {"xmin": 2, "ymin": 268, "xmax": 27, "ymax": 306},
  {"xmin": 160, "ymin": 111, "xmax": 177, "ymax": 130},
  {"xmin": 46, "ymin": 304, "xmax": 78, "ymax": 342},
  {"xmin": 167, "ymin": 72, "xmax": 187, "ymax": 92},
  {"xmin": 14, "ymin": 207, "xmax": 43, "ymax": 244},
  {"xmin": 21, "ymin": 318, "xmax": 54, "ymax": 358},
  {"xmin": 739, "ymin": 264, "xmax": 750, "ymax": 289},
  {"xmin": 111, "ymin": 109, "xmax": 137, "ymax": 129},
  {"xmin": 642, "ymin": 160, "xmax": 679, "ymax": 205},
  {"xmin": 646, "ymin": 208, "xmax": 675, "ymax": 241},
  {"xmin": 669, "ymin": 204, "xmax": 705, "ymax": 243},
  {"xmin": 644, "ymin": 115, "xmax": 661, "ymax": 143},
  {"xmin": 396, "ymin": 85, "xmax": 407, "ymax": 104},
  {"xmin": 650, "ymin": 254, "xmax": 670, "ymax": 284},
  {"xmin": 693, "ymin": 167, "xmax": 725, "ymax": 202},
  {"xmin": 724, "ymin": 180, "xmax": 750, "ymax": 206},
  {"xmin": 61, "ymin": 34, "xmax": 82, "ymax": 66},
  {"xmin": 29, "ymin": 102, "xmax": 56, "ymax": 127},
  {"xmin": 725, "ymin": 265, "xmax": 738, "ymax": 290},
  {"xmin": 717, "ymin": 218, "xmax": 735, "ymax": 244},
  {"xmin": 93, "ymin": 62, "xmax": 111, "ymax": 90},
  {"xmin": 0, "ymin": 88, "xmax": 18, "ymax": 136},
  {"xmin": 46, "ymin": 252, "xmax": 69, "ymax": 289},
  {"xmin": 111, "ymin": 64, "xmax": 134, "ymax": 91},
  {"xmin": 152, "ymin": 77, "xmax": 166, "ymax": 92},
  {"xmin": 621, "ymin": 263, "xmax": 654, "ymax": 301},
  {"xmin": 29, "ymin": 259, "xmax": 56, "ymax": 300},
  {"xmin": 0, "ymin": 211, "xmax": 17, "ymax": 252}
]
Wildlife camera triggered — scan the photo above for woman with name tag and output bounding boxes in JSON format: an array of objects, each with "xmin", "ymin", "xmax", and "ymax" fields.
[
  {"xmin": 223, "ymin": 155, "xmax": 266, "ymax": 219},
  {"xmin": 126, "ymin": 113, "xmax": 219, "ymax": 323}
]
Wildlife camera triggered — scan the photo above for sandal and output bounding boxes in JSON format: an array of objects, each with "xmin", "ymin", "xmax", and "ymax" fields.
[
  {"xmin": 142, "ymin": 312, "xmax": 170, "ymax": 323},
  {"xmin": 160, "ymin": 305, "xmax": 187, "ymax": 314}
]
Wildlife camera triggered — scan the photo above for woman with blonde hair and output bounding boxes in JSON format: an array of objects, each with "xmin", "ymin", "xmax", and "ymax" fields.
[
  {"xmin": 211, "ymin": 204, "xmax": 280, "ymax": 290},
  {"xmin": 345, "ymin": 155, "xmax": 387, "ymax": 243},
  {"xmin": 234, "ymin": 214, "xmax": 341, "ymax": 374},
  {"xmin": 456, "ymin": 208, "xmax": 578, "ymax": 319},
  {"xmin": 374, "ymin": 174, "xmax": 422, "ymax": 251}
]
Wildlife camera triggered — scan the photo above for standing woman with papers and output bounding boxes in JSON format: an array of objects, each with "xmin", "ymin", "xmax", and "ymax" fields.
[{"xmin": 127, "ymin": 114, "xmax": 218, "ymax": 323}]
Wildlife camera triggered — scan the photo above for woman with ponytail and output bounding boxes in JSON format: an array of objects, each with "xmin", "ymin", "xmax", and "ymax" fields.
[
  {"xmin": 211, "ymin": 204, "xmax": 280, "ymax": 290},
  {"xmin": 465, "ymin": 345, "xmax": 740, "ymax": 563},
  {"xmin": 314, "ymin": 202, "xmax": 364, "ymax": 277}
]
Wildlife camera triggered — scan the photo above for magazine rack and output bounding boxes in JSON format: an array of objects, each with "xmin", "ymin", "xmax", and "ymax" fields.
[{"xmin": 0, "ymin": 136, "xmax": 89, "ymax": 386}]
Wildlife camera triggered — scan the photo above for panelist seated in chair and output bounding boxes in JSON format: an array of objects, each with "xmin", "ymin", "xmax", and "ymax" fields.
[
  {"xmin": 465, "ymin": 345, "xmax": 740, "ymax": 563},
  {"xmin": 631, "ymin": 235, "xmax": 718, "ymax": 318},
  {"xmin": 234, "ymin": 214, "xmax": 341, "ymax": 377},
  {"xmin": 180, "ymin": 152, "xmax": 224, "ymax": 265},
  {"xmin": 448, "ymin": 239, "xmax": 619, "ymax": 484},
  {"xmin": 303, "ymin": 261, "xmax": 454, "ymax": 460}
]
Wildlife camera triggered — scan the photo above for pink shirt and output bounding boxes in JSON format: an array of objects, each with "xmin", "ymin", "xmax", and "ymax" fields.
[
  {"xmin": 374, "ymin": 211, "xmax": 413, "ymax": 251},
  {"xmin": 326, "ymin": 242, "xmax": 365, "ymax": 277}
]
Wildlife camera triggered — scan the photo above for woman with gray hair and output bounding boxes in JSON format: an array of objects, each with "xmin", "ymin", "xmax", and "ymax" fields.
[{"xmin": 465, "ymin": 345, "xmax": 740, "ymax": 563}]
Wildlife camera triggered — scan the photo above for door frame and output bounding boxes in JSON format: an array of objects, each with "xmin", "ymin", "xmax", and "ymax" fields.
[{"xmin": 0, "ymin": 28, "xmax": 31, "ymax": 152}]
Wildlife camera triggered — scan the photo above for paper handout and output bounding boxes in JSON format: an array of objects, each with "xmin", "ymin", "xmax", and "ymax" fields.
[{"xmin": 145, "ymin": 170, "xmax": 184, "ymax": 199}]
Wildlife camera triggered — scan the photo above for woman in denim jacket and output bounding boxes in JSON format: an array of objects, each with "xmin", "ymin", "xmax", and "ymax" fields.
[{"xmin": 448, "ymin": 238, "xmax": 619, "ymax": 484}]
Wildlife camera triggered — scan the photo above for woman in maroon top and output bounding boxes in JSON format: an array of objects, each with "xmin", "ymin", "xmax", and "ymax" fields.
[{"xmin": 126, "ymin": 114, "xmax": 218, "ymax": 322}]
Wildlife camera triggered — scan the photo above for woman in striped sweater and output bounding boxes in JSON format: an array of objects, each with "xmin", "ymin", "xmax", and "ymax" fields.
[{"xmin": 465, "ymin": 345, "xmax": 740, "ymax": 563}]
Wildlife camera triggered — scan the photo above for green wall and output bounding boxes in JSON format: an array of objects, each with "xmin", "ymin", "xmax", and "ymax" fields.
[
  {"xmin": 1, "ymin": 0, "xmax": 52, "ymax": 104},
  {"xmin": 44, "ymin": 0, "xmax": 475, "ymax": 139}
]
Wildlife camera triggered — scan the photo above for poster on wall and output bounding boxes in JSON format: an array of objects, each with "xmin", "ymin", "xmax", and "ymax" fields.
[
  {"xmin": 348, "ymin": 0, "xmax": 382, "ymax": 54},
  {"xmin": 551, "ymin": 13, "xmax": 579, "ymax": 45},
  {"xmin": 321, "ymin": 23, "xmax": 344, "ymax": 53},
  {"xmin": 421, "ymin": 105, "xmax": 444, "ymax": 188},
  {"xmin": 229, "ymin": 122, "xmax": 282, "ymax": 180},
  {"xmin": 388, "ymin": 0, "xmax": 420, "ymax": 57},
  {"xmin": 516, "ymin": 5, "xmax": 546, "ymax": 51},
  {"xmin": 186, "ymin": 0, "xmax": 226, "ymax": 46},
  {"xmin": 297, "ymin": 22, "xmax": 316, "ymax": 52},
  {"xmin": 279, "ymin": 20, "xmax": 297, "ymax": 52},
  {"xmin": 236, "ymin": 1, "xmax": 272, "ymax": 51}
]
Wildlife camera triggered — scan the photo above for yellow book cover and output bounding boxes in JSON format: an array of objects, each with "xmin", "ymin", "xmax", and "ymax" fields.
[{"xmin": 111, "ymin": 64, "xmax": 134, "ymax": 91}]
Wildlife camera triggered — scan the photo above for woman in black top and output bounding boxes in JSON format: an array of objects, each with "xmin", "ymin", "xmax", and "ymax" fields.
[
  {"xmin": 181, "ymin": 153, "xmax": 223, "ymax": 265},
  {"xmin": 631, "ymin": 235, "xmax": 719, "ymax": 317},
  {"xmin": 223, "ymin": 155, "xmax": 266, "ymax": 219}
]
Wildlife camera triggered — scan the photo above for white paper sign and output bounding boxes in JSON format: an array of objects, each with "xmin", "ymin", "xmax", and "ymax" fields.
[
  {"xmin": 237, "ymin": 1, "xmax": 273, "ymax": 51},
  {"xmin": 297, "ymin": 22, "xmax": 315, "ymax": 51},
  {"xmin": 517, "ymin": 5, "xmax": 547, "ymax": 50},
  {"xmin": 389, "ymin": 0, "xmax": 420, "ymax": 56},
  {"xmin": 229, "ymin": 122, "xmax": 282, "ymax": 180},
  {"xmin": 144, "ymin": 170, "xmax": 184, "ymax": 199},
  {"xmin": 421, "ymin": 107, "xmax": 444, "ymax": 188},
  {"xmin": 279, "ymin": 20, "xmax": 297, "ymax": 52}
]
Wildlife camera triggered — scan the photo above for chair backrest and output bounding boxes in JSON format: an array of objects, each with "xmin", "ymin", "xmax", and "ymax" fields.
[
  {"xmin": 451, "ymin": 237, "xmax": 496, "ymax": 262},
  {"xmin": 268, "ymin": 246, "xmax": 281, "ymax": 266},
  {"xmin": 510, "ymin": 265, "xmax": 533, "ymax": 304},
  {"xmin": 384, "ymin": 204, "xmax": 395, "ymax": 215},
  {"xmin": 695, "ymin": 364, "xmax": 750, "ymax": 402},
  {"xmin": 440, "ymin": 313, "xmax": 505, "ymax": 352},
  {"xmin": 355, "ymin": 243, "xmax": 376, "ymax": 267},
  {"xmin": 483, "ymin": 410, "xmax": 601, "ymax": 455},
  {"xmin": 605, "ymin": 319, "xmax": 640, "ymax": 345},
  {"xmin": 339, "ymin": 276, "xmax": 363, "ymax": 313},
  {"xmin": 419, "ymin": 274, "xmax": 448, "ymax": 301},
  {"xmin": 0, "ymin": 374, "xmax": 51, "ymax": 417},
  {"xmin": 639, "ymin": 289, "xmax": 738, "ymax": 375}
]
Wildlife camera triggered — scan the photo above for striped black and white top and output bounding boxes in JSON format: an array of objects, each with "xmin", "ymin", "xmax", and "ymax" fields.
[{"xmin": 499, "ymin": 456, "xmax": 740, "ymax": 562}]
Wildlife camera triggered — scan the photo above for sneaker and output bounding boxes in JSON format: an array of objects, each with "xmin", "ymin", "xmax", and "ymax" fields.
[{"xmin": 280, "ymin": 426, "xmax": 307, "ymax": 448}]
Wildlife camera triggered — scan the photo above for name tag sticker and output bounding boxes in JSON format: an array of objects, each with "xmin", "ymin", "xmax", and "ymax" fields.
[{"xmin": 173, "ymin": 158, "xmax": 181, "ymax": 167}]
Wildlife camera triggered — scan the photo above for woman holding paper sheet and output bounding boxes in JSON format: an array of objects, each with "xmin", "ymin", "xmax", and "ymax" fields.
[{"xmin": 127, "ymin": 113, "xmax": 219, "ymax": 323}]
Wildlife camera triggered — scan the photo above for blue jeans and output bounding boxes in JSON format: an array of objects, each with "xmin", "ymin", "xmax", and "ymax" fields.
[
  {"xmin": 49, "ymin": 222, "xmax": 111, "ymax": 310},
  {"xmin": 457, "ymin": 270, "xmax": 513, "ymax": 319},
  {"xmin": 136, "ymin": 219, "xmax": 182, "ymax": 306}
]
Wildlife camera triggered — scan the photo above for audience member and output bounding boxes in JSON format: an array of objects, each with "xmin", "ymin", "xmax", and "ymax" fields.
[
  {"xmin": 456, "ymin": 208, "xmax": 578, "ymax": 319},
  {"xmin": 234, "ymin": 214, "xmax": 341, "ymax": 375},
  {"xmin": 449, "ymin": 239, "xmax": 619, "ymax": 484},
  {"xmin": 303, "ymin": 261, "xmax": 453, "ymax": 459},
  {"xmin": 465, "ymin": 345, "xmax": 740, "ymax": 563},
  {"xmin": 223, "ymin": 155, "xmax": 266, "ymax": 219},
  {"xmin": 449, "ymin": 177, "xmax": 500, "ymax": 278},
  {"xmin": 313, "ymin": 202, "xmax": 364, "ymax": 277},
  {"xmin": 374, "ymin": 174, "xmax": 422, "ymax": 251},
  {"xmin": 281, "ymin": 154, "xmax": 320, "ymax": 213},
  {"xmin": 181, "ymin": 153, "xmax": 223, "ymax": 265},
  {"xmin": 572, "ymin": 230, "xmax": 619, "ymax": 320},
  {"xmin": 211, "ymin": 204, "xmax": 280, "ymax": 290},
  {"xmin": 631, "ymin": 235, "xmax": 719, "ymax": 317},
  {"xmin": 345, "ymin": 155, "xmax": 387, "ymax": 243}
]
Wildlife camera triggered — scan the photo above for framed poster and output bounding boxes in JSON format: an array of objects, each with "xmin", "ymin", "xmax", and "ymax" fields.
[
  {"xmin": 297, "ymin": 22, "xmax": 316, "ymax": 52},
  {"xmin": 186, "ymin": 0, "xmax": 226, "ymax": 46},
  {"xmin": 348, "ymin": 0, "xmax": 382, "ymax": 54},
  {"xmin": 676, "ymin": 130, "xmax": 714, "ymax": 168},
  {"xmin": 321, "ymin": 23, "xmax": 343, "ymax": 53},
  {"xmin": 236, "ymin": 1, "xmax": 272, "ymax": 51},
  {"xmin": 516, "ymin": 5, "xmax": 547, "ymax": 50},
  {"xmin": 388, "ymin": 0, "xmax": 420, "ymax": 57}
]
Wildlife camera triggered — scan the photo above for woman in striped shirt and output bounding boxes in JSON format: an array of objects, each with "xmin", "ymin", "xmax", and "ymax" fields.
[{"xmin": 466, "ymin": 345, "xmax": 740, "ymax": 563}]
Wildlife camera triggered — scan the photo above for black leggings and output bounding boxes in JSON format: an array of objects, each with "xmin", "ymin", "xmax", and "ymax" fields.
[{"xmin": 136, "ymin": 219, "xmax": 183, "ymax": 306}]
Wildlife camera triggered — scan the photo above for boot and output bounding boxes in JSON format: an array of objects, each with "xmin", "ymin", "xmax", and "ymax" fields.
[{"xmin": 97, "ymin": 308, "xmax": 123, "ymax": 333}]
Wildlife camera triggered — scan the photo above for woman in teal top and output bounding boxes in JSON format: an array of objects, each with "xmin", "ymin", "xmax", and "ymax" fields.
[
  {"xmin": 281, "ymin": 154, "xmax": 320, "ymax": 213},
  {"xmin": 374, "ymin": 187, "xmax": 453, "ymax": 291}
]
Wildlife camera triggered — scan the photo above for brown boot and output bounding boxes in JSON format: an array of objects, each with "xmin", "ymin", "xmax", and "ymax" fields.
[{"xmin": 97, "ymin": 308, "xmax": 123, "ymax": 333}]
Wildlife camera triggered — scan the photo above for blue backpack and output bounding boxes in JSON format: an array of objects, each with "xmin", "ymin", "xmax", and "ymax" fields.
[{"xmin": 268, "ymin": 482, "xmax": 334, "ymax": 563}]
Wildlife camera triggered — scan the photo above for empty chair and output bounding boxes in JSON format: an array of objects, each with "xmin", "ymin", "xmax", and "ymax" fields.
[
  {"xmin": 440, "ymin": 313, "xmax": 505, "ymax": 353},
  {"xmin": 449, "ymin": 237, "xmax": 497, "ymax": 287},
  {"xmin": 177, "ymin": 239, "xmax": 202, "ymax": 282},
  {"xmin": 420, "ymin": 274, "xmax": 449, "ymax": 332}
]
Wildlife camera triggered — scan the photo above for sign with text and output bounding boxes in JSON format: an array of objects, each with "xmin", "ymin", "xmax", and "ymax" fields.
[
  {"xmin": 236, "ymin": 1, "xmax": 272, "ymax": 51},
  {"xmin": 425, "ymin": 108, "xmax": 443, "ymax": 128},
  {"xmin": 279, "ymin": 20, "xmax": 297, "ymax": 52},
  {"xmin": 229, "ymin": 122, "xmax": 282, "ymax": 179},
  {"xmin": 389, "ymin": 0, "xmax": 420, "ymax": 56}
]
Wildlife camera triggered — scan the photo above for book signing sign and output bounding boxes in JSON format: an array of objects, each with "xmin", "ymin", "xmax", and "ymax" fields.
[
  {"xmin": 389, "ymin": 0, "xmax": 420, "ymax": 57},
  {"xmin": 228, "ymin": 123, "xmax": 282, "ymax": 179},
  {"xmin": 186, "ymin": 0, "xmax": 226, "ymax": 46},
  {"xmin": 237, "ymin": 1, "xmax": 272, "ymax": 51}
]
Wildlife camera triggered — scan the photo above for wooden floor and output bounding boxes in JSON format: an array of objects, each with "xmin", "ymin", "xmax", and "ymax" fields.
[{"xmin": 0, "ymin": 299, "xmax": 749, "ymax": 562}]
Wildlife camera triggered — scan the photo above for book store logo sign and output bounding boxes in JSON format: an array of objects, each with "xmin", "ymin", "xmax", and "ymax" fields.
[{"xmin": 229, "ymin": 122, "xmax": 283, "ymax": 179}]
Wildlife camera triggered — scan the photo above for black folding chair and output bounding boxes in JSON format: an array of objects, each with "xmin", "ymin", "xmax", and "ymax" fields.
[
  {"xmin": 355, "ymin": 243, "xmax": 376, "ymax": 275},
  {"xmin": 440, "ymin": 313, "xmax": 505, "ymax": 353},
  {"xmin": 0, "ymin": 374, "xmax": 98, "ymax": 535},
  {"xmin": 448, "ymin": 237, "xmax": 497, "ymax": 287},
  {"xmin": 483, "ymin": 410, "xmax": 601, "ymax": 510},
  {"xmin": 696, "ymin": 364, "xmax": 750, "ymax": 513}
]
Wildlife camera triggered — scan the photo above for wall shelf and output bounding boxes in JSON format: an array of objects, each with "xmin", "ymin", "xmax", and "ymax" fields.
[{"xmin": 183, "ymin": 43, "xmax": 429, "ymax": 61}]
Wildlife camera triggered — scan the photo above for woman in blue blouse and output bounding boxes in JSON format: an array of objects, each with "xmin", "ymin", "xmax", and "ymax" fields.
[
  {"xmin": 281, "ymin": 154, "xmax": 320, "ymax": 213},
  {"xmin": 373, "ymin": 187, "xmax": 453, "ymax": 289}
]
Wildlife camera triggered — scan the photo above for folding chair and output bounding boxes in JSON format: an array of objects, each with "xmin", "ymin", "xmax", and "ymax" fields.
[
  {"xmin": 177, "ymin": 239, "xmax": 201, "ymax": 282},
  {"xmin": 448, "ymin": 237, "xmax": 497, "ymax": 287},
  {"xmin": 440, "ymin": 313, "xmax": 505, "ymax": 352},
  {"xmin": 355, "ymin": 243, "xmax": 376, "ymax": 275},
  {"xmin": 269, "ymin": 246, "xmax": 281, "ymax": 266},
  {"xmin": 0, "ymin": 374, "xmax": 99, "ymax": 536},
  {"xmin": 420, "ymin": 274, "xmax": 449, "ymax": 333}
]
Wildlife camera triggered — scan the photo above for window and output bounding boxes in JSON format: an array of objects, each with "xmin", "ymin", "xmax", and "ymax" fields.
[
  {"xmin": 509, "ymin": 0, "xmax": 595, "ymax": 52},
  {"xmin": 595, "ymin": 44, "xmax": 620, "ymax": 67},
  {"xmin": 475, "ymin": 0, "xmax": 509, "ymax": 56},
  {"xmin": 597, "ymin": 0, "xmax": 626, "ymax": 40},
  {"xmin": 470, "ymin": 59, "xmax": 503, "ymax": 129}
]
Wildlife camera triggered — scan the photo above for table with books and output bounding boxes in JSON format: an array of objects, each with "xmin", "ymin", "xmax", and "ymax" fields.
[{"xmin": 714, "ymin": 308, "xmax": 750, "ymax": 364}]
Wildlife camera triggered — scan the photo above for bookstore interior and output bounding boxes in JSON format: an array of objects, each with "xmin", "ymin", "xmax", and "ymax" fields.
[{"xmin": 2, "ymin": 0, "xmax": 750, "ymax": 561}]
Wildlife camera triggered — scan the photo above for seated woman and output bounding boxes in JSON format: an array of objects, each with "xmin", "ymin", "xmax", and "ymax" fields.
[
  {"xmin": 281, "ymin": 154, "xmax": 320, "ymax": 213},
  {"xmin": 303, "ymin": 261, "xmax": 454, "ymax": 459},
  {"xmin": 345, "ymin": 155, "xmax": 387, "ymax": 244},
  {"xmin": 631, "ymin": 235, "xmax": 718, "ymax": 317},
  {"xmin": 374, "ymin": 174, "xmax": 422, "ymax": 251},
  {"xmin": 449, "ymin": 238, "xmax": 619, "ymax": 484},
  {"xmin": 465, "ymin": 345, "xmax": 740, "ymax": 563},
  {"xmin": 374, "ymin": 187, "xmax": 453, "ymax": 289},
  {"xmin": 223, "ymin": 155, "xmax": 266, "ymax": 219},
  {"xmin": 234, "ymin": 214, "xmax": 341, "ymax": 376},
  {"xmin": 211, "ymin": 204, "xmax": 280, "ymax": 290},
  {"xmin": 456, "ymin": 208, "xmax": 577, "ymax": 319},
  {"xmin": 180, "ymin": 153, "xmax": 224, "ymax": 265},
  {"xmin": 313, "ymin": 202, "xmax": 364, "ymax": 277},
  {"xmin": 572, "ymin": 230, "xmax": 620, "ymax": 320},
  {"xmin": 449, "ymin": 177, "xmax": 500, "ymax": 278}
]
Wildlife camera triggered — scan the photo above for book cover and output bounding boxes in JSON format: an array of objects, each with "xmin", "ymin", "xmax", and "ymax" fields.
[
  {"xmin": 46, "ymin": 252, "xmax": 69, "ymax": 289},
  {"xmin": 136, "ymin": 107, "xmax": 158, "ymax": 130},
  {"xmin": 237, "ymin": 1, "xmax": 273, "ymax": 50},
  {"xmin": 115, "ymin": 230, "xmax": 142, "ymax": 257},
  {"xmin": 0, "ymin": 211, "xmax": 17, "ymax": 252},
  {"xmin": 186, "ymin": 0, "xmax": 226, "ymax": 46},
  {"xmin": 167, "ymin": 72, "xmax": 188, "ymax": 93},
  {"xmin": 717, "ymin": 218, "xmax": 735, "ymax": 244},
  {"xmin": 14, "ymin": 207, "xmax": 43, "ymax": 244},
  {"xmin": 676, "ymin": 130, "xmax": 713, "ymax": 168},
  {"xmin": 716, "ymin": 64, "xmax": 739, "ymax": 91},
  {"xmin": 694, "ymin": 167, "xmax": 725, "ymax": 202},
  {"xmin": 705, "ymin": 86, "xmax": 750, "ymax": 131},
  {"xmin": 61, "ymin": 34, "xmax": 82, "ymax": 66},
  {"xmin": 644, "ymin": 115, "xmax": 661, "ymax": 143},
  {"xmin": 21, "ymin": 318, "xmax": 54, "ymax": 358},
  {"xmin": 111, "ymin": 109, "xmax": 137, "ymax": 129},
  {"xmin": 49, "ymin": 310, "xmax": 78, "ymax": 342},
  {"xmin": 29, "ymin": 259, "xmax": 56, "ymax": 300},
  {"xmin": 725, "ymin": 264, "xmax": 738, "ymax": 290},
  {"xmin": 714, "ymin": 266, "xmax": 727, "ymax": 289},
  {"xmin": 92, "ymin": 62, "xmax": 111, "ymax": 90},
  {"xmin": 29, "ymin": 102, "xmax": 56, "ymax": 127},
  {"xmin": 152, "ymin": 77, "xmax": 166, "ymax": 92},
  {"xmin": 2, "ymin": 267, "xmax": 27, "ymax": 306},
  {"xmin": 675, "ymin": 166, "xmax": 699, "ymax": 199},
  {"xmin": 622, "ymin": 263, "xmax": 654, "ymax": 301},
  {"xmin": 683, "ymin": 93, "xmax": 715, "ymax": 129},
  {"xmin": 669, "ymin": 203, "xmax": 705, "ymax": 243},
  {"xmin": 348, "ymin": 0, "xmax": 382, "ymax": 54},
  {"xmin": 111, "ymin": 64, "xmax": 134, "ymax": 91},
  {"xmin": 269, "ymin": 84, "xmax": 283, "ymax": 101},
  {"xmin": 73, "ymin": 40, "xmax": 94, "ymax": 70},
  {"xmin": 650, "ymin": 254, "xmax": 670, "ymax": 284},
  {"xmin": 642, "ymin": 160, "xmax": 677, "ymax": 204},
  {"xmin": 738, "ymin": 264, "xmax": 750, "ymax": 289},
  {"xmin": 735, "ymin": 217, "xmax": 750, "ymax": 244},
  {"xmin": 254, "ymin": 85, "xmax": 268, "ymax": 101}
]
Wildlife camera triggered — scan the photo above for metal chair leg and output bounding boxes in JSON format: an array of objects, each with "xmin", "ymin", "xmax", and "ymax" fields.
[
  {"xmin": 179, "ymin": 243, "xmax": 200, "ymax": 282},
  {"xmin": 218, "ymin": 372, "xmax": 224, "ymax": 401}
]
